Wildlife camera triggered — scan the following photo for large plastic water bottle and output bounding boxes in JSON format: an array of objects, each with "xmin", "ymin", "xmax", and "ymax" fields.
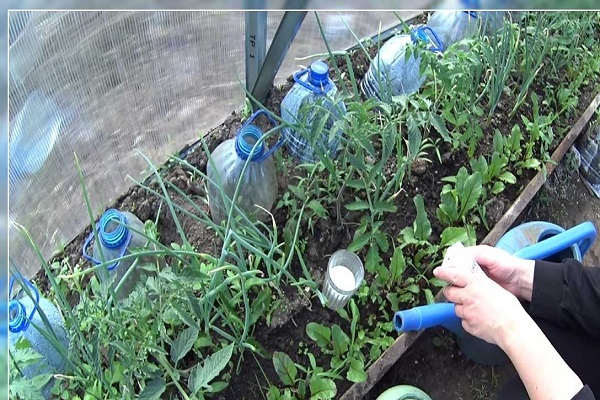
[
  {"xmin": 82, "ymin": 209, "xmax": 150, "ymax": 298},
  {"xmin": 207, "ymin": 110, "xmax": 283, "ymax": 225},
  {"xmin": 280, "ymin": 60, "xmax": 347, "ymax": 163},
  {"xmin": 361, "ymin": 26, "xmax": 444, "ymax": 102},
  {"xmin": 426, "ymin": 11, "xmax": 480, "ymax": 49},
  {"xmin": 9, "ymin": 276, "xmax": 69, "ymax": 399},
  {"xmin": 577, "ymin": 123, "xmax": 600, "ymax": 192}
]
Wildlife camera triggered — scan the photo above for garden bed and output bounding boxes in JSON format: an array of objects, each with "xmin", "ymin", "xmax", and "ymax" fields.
[{"xmin": 19, "ymin": 11, "xmax": 600, "ymax": 400}]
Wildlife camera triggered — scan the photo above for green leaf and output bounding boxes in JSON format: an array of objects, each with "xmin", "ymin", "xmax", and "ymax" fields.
[
  {"xmin": 440, "ymin": 227, "xmax": 468, "ymax": 247},
  {"xmin": 423, "ymin": 288, "xmax": 435, "ymax": 305},
  {"xmin": 413, "ymin": 195, "xmax": 431, "ymax": 241},
  {"xmin": 386, "ymin": 293, "xmax": 400, "ymax": 311},
  {"xmin": 390, "ymin": 247, "xmax": 406, "ymax": 281},
  {"xmin": 209, "ymin": 381, "xmax": 229, "ymax": 393},
  {"xmin": 429, "ymin": 277, "xmax": 447, "ymax": 287},
  {"xmin": 347, "ymin": 231, "xmax": 371, "ymax": 252},
  {"xmin": 429, "ymin": 114, "xmax": 452, "ymax": 142},
  {"xmin": 346, "ymin": 358, "xmax": 368, "ymax": 383},
  {"xmin": 498, "ymin": 171, "xmax": 517, "ymax": 184},
  {"xmin": 491, "ymin": 181, "xmax": 506, "ymax": 195},
  {"xmin": 365, "ymin": 244, "xmax": 382, "ymax": 274},
  {"xmin": 406, "ymin": 283, "xmax": 420, "ymax": 294},
  {"xmin": 172, "ymin": 305, "xmax": 199, "ymax": 330},
  {"xmin": 437, "ymin": 190, "xmax": 458, "ymax": 226},
  {"xmin": 373, "ymin": 199, "xmax": 397, "ymax": 213},
  {"xmin": 331, "ymin": 324, "xmax": 350, "ymax": 356},
  {"xmin": 272, "ymin": 352, "xmax": 298, "ymax": 387},
  {"xmin": 189, "ymin": 343, "xmax": 234, "ymax": 394},
  {"xmin": 373, "ymin": 231, "xmax": 389, "ymax": 253},
  {"xmin": 170, "ymin": 324, "xmax": 200, "ymax": 365},
  {"xmin": 470, "ymin": 156, "xmax": 489, "ymax": 183},
  {"xmin": 306, "ymin": 322, "xmax": 332, "ymax": 348},
  {"xmin": 9, "ymin": 379, "xmax": 47, "ymax": 400},
  {"xmin": 309, "ymin": 200, "xmax": 328, "ymax": 218},
  {"xmin": 407, "ymin": 120, "xmax": 422, "ymax": 159},
  {"xmin": 309, "ymin": 378, "xmax": 337, "ymax": 400},
  {"xmin": 455, "ymin": 167, "xmax": 469, "ymax": 194},
  {"xmin": 138, "ymin": 377, "xmax": 166, "ymax": 400},
  {"xmin": 458, "ymin": 171, "xmax": 483, "ymax": 218},
  {"xmin": 345, "ymin": 200, "xmax": 370, "ymax": 211},
  {"xmin": 521, "ymin": 158, "xmax": 541, "ymax": 170}
]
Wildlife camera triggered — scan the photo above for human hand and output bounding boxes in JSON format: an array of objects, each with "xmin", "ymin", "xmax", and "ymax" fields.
[
  {"xmin": 433, "ymin": 265, "xmax": 531, "ymax": 348},
  {"xmin": 462, "ymin": 245, "xmax": 535, "ymax": 301}
]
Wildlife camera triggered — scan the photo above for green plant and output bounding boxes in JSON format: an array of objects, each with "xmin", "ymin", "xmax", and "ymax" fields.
[
  {"xmin": 9, "ymin": 339, "xmax": 54, "ymax": 400},
  {"xmin": 437, "ymin": 167, "xmax": 484, "ymax": 227},
  {"xmin": 270, "ymin": 351, "xmax": 338, "ymax": 400},
  {"xmin": 479, "ymin": 19, "xmax": 520, "ymax": 118}
]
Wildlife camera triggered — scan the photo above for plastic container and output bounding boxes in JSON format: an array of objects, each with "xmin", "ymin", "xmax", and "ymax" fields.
[
  {"xmin": 426, "ymin": 11, "xmax": 479, "ymax": 49},
  {"xmin": 322, "ymin": 250, "xmax": 364, "ymax": 310},
  {"xmin": 207, "ymin": 110, "xmax": 283, "ymax": 225},
  {"xmin": 82, "ymin": 208, "xmax": 150, "ymax": 299},
  {"xmin": 361, "ymin": 26, "xmax": 444, "ymax": 102},
  {"xmin": 9, "ymin": 276, "xmax": 69, "ymax": 399},
  {"xmin": 576, "ymin": 123, "xmax": 600, "ymax": 196},
  {"xmin": 376, "ymin": 385, "xmax": 432, "ymax": 400},
  {"xmin": 280, "ymin": 60, "xmax": 347, "ymax": 163}
]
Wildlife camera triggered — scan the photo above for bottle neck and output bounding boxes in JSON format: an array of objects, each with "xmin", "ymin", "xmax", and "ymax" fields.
[
  {"xmin": 235, "ymin": 125, "xmax": 265, "ymax": 161},
  {"xmin": 9, "ymin": 300, "xmax": 28, "ymax": 332},
  {"xmin": 99, "ymin": 209, "xmax": 129, "ymax": 249}
]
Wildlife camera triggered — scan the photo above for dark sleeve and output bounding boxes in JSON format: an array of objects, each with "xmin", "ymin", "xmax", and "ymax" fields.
[
  {"xmin": 572, "ymin": 386, "xmax": 595, "ymax": 400},
  {"xmin": 530, "ymin": 259, "xmax": 600, "ymax": 338}
]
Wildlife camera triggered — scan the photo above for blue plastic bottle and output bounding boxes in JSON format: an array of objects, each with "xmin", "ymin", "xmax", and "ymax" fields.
[
  {"xmin": 207, "ymin": 110, "xmax": 283, "ymax": 225},
  {"xmin": 361, "ymin": 26, "xmax": 444, "ymax": 102},
  {"xmin": 280, "ymin": 60, "xmax": 347, "ymax": 163},
  {"xmin": 9, "ymin": 277, "xmax": 69, "ymax": 399},
  {"xmin": 426, "ymin": 11, "xmax": 479, "ymax": 50},
  {"xmin": 82, "ymin": 209, "xmax": 150, "ymax": 299}
]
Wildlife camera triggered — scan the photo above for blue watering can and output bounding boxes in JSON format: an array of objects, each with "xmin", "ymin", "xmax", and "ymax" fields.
[{"xmin": 394, "ymin": 221, "xmax": 597, "ymax": 366}]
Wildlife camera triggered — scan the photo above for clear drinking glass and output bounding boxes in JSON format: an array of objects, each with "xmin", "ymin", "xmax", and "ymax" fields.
[{"xmin": 322, "ymin": 250, "xmax": 364, "ymax": 309}]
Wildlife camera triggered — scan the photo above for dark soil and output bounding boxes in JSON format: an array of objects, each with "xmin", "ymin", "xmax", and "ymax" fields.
[{"xmin": 37, "ymin": 14, "xmax": 600, "ymax": 400}]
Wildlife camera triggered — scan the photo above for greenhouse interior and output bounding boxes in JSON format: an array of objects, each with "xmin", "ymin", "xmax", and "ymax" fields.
[{"xmin": 6, "ymin": 7, "xmax": 600, "ymax": 400}]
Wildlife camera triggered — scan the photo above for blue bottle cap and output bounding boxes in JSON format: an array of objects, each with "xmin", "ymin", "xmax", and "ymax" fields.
[
  {"xmin": 309, "ymin": 60, "xmax": 330, "ymax": 85},
  {"xmin": 235, "ymin": 124, "xmax": 265, "ymax": 161},
  {"xmin": 9, "ymin": 299, "xmax": 27, "ymax": 333},
  {"xmin": 99, "ymin": 209, "xmax": 129, "ymax": 249}
]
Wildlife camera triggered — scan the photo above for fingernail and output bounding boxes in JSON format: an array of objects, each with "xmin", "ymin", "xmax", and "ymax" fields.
[{"xmin": 433, "ymin": 268, "xmax": 439, "ymax": 276}]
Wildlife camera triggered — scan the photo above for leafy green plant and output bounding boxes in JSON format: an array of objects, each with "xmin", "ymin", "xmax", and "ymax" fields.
[
  {"xmin": 437, "ymin": 167, "xmax": 484, "ymax": 227},
  {"xmin": 9, "ymin": 339, "xmax": 54, "ymax": 400},
  {"xmin": 270, "ymin": 351, "xmax": 338, "ymax": 400}
]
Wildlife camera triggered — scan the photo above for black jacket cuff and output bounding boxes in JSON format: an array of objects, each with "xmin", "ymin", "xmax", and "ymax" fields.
[{"xmin": 530, "ymin": 260, "xmax": 564, "ymax": 323}]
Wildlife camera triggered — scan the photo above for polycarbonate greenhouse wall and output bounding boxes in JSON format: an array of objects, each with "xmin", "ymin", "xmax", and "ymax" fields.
[{"xmin": 8, "ymin": 11, "xmax": 417, "ymax": 277}]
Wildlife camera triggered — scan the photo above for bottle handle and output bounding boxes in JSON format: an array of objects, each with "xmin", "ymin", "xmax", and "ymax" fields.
[
  {"xmin": 241, "ymin": 109, "xmax": 285, "ymax": 162},
  {"xmin": 462, "ymin": 11, "xmax": 479, "ymax": 19},
  {"xmin": 292, "ymin": 67, "xmax": 332, "ymax": 95},
  {"xmin": 9, "ymin": 273, "xmax": 40, "ymax": 332},
  {"xmin": 82, "ymin": 225, "xmax": 131, "ymax": 271},
  {"xmin": 411, "ymin": 26, "xmax": 445, "ymax": 53}
]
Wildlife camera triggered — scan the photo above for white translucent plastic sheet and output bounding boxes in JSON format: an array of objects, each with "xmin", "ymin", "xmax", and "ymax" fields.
[{"xmin": 8, "ymin": 11, "xmax": 414, "ymax": 277}]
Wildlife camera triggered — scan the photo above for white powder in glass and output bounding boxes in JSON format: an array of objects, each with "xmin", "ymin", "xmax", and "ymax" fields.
[{"xmin": 329, "ymin": 265, "xmax": 356, "ymax": 291}]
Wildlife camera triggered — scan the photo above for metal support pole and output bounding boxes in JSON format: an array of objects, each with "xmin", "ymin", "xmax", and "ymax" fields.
[
  {"xmin": 251, "ymin": 10, "xmax": 307, "ymax": 105},
  {"xmin": 245, "ymin": 9, "xmax": 267, "ymax": 93}
]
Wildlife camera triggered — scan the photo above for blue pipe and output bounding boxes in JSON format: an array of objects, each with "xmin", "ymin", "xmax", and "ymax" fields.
[{"xmin": 394, "ymin": 303, "xmax": 461, "ymax": 334}]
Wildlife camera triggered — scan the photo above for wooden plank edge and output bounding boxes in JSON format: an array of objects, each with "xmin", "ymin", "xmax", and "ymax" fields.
[{"xmin": 339, "ymin": 91, "xmax": 600, "ymax": 400}]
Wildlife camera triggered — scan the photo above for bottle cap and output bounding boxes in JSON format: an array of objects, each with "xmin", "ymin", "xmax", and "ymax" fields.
[
  {"xmin": 99, "ymin": 209, "xmax": 129, "ymax": 249},
  {"xmin": 235, "ymin": 124, "xmax": 265, "ymax": 161},
  {"xmin": 309, "ymin": 60, "xmax": 330, "ymax": 85},
  {"xmin": 9, "ymin": 299, "xmax": 27, "ymax": 333}
]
